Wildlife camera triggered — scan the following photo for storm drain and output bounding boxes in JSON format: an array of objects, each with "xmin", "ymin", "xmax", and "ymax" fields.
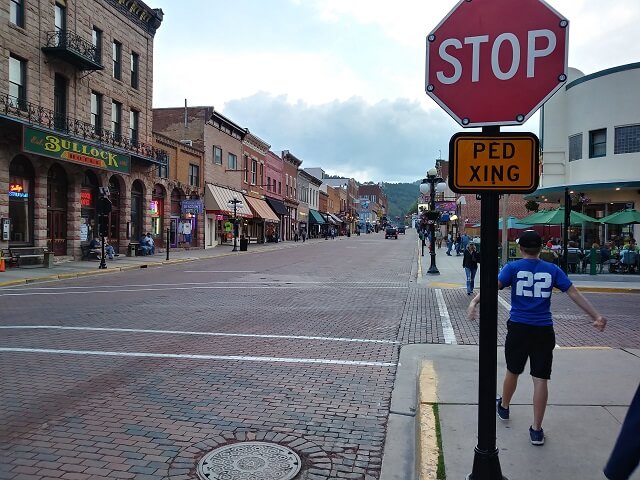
[{"xmin": 197, "ymin": 441, "xmax": 302, "ymax": 480}]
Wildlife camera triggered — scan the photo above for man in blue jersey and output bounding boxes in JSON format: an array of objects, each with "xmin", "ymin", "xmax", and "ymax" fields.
[{"xmin": 468, "ymin": 230, "xmax": 607, "ymax": 446}]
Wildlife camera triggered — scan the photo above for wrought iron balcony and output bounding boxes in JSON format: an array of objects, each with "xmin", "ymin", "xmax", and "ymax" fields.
[
  {"xmin": 1, "ymin": 94, "xmax": 167, "ymax": 166},
  {"xmin": 41, "ymin": 31, "xmax": 104, "ymax": 71}
]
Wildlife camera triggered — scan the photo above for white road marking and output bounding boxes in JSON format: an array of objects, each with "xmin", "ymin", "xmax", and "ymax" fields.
[
  {"xmin": 183, "ymin": 270, "xmax": 256, "ymax": 273},
  {"xmin": 0, "ymin": 284, "xmax": 404, "ymax": 296},
  {"xmin": 0, "ymin": 347, "xmax": 396, "ymax": 367},
  {"xmin": 0, "ymin": 325, "xmax": 399, "ymax": 344},
  {"xmin": 435, "ymin": 289, "xmax": 458, "ymax": 344}
]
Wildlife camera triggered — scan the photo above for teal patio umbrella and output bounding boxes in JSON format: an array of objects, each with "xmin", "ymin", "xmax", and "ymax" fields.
[
  {"xmin": 498, "ymin": 216, "xmax": 532, "ymax": 229},
  {"xmin": 521, "ymin": 207, "xmax": 598, "ymax": 225},
  {"xmin": 598, "ymin": 208, "xmax": 640, "ymax": 225}
]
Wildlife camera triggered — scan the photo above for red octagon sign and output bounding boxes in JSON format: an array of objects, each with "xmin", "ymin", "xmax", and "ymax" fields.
[{"xmin": 425, "ymin": 0, "xmax": 568, "ymax": 127}]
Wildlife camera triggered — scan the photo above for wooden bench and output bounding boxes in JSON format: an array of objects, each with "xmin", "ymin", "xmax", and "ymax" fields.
[
  {"xmin": 80, "ymin": 244, "xmax": 101, "ymax": 261},
  {"xmin": 9, "ymin": 247, "xmax": 51, "ymax": 267}
]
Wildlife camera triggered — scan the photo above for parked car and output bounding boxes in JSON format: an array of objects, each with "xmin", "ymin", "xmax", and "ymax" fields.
[
  {"xmin": 385, "ymin": 226, "xmax": 398, "ymax": 239},
  {"xmin": 397, "ymin": 225, "xmax": 406, "ymax": 234}
]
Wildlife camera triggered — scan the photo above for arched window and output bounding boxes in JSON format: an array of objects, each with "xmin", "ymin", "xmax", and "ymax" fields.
[
  {"xmin": 80, "ymin": 170, "xmax": 99, "ymax": 243},
  {"xmin": 131, "ymin": 180, "xmax": 144, "ymax": 241},
  {"xmin": 9, "ymin": 156, "xmax": 35, "ymax": 244}
]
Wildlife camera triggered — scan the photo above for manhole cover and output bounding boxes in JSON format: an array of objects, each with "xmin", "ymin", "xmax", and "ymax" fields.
[{"xmin": 197, "ymin": 441, "xmax": 302, "ymax": 480}]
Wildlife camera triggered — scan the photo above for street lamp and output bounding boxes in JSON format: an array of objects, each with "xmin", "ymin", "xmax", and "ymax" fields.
[
  {"xmin": 228, "ymin": 196, "xmax": 242, "ymax": 252},
  {"xmin": 324, "ymin": 211, "xmax": 330, "ymax": 239},
  {"xmin": 420, "ymin": 167, "xmax": 446, "ymax": 274}
]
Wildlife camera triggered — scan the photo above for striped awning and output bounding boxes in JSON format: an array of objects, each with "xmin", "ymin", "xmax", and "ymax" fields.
[
  {"xmin": 245, "ymin": 196, "xmax": 280, "ymax": 223},
  {"xmin": 204, "ymin": 184, "xmax": 252, "ymax": 218}
]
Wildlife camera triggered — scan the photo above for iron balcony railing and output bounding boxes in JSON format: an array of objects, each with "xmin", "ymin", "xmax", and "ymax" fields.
[
  {"xmin": 1, "ymin": 94, "xmax": 167, "ymax": 165},
  {"xmin": 41, "ymin": 31, "xmax": 103, "ymax": 70}
]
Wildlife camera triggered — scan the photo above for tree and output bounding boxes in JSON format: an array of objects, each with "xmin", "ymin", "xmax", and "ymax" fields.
[{"xmin": 525, "ymin": 200, "xmax": 540, "ymax": 212}]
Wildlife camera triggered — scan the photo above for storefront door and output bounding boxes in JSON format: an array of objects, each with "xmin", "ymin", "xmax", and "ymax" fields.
[
  {"xmin": 170, "ymin": 217, "xmax": 179, "ymax": 248},
  {"xmin": 47, "ymin": 210, "xmax": 67, "ymax": 255}
]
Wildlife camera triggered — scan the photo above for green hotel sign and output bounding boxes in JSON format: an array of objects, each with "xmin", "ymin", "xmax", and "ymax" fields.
[{"xmin": 23, "ymin": 126, "xmax": 130, "ymax": 174}]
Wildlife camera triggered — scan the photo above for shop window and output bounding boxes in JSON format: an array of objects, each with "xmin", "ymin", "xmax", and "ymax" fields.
[
  {"xmin": 80, "ymin": 170, "xmax": 99, "ymax": 243},
  {"xmin": 9, "ymin": 156, "xmax": 34, "ymax": 244},
  {"xmin": 213, "ymin": 146, "xmax": 222, "ymax": 165},
  {"xmin": 92, "ymin": 27, "xmax": 102, "ymax": 63},
  {"xmin": 10, "ymin": 0, "xmax": 24, "ymax": 27},
  {"xmin": 614, "ymin": 124, "xmax": 640, "ymax": 154},
  {"xmin": 91, "ymin": 91, "xmax": 103, "ymax": 133},
  {"xmin": 112, "ymin": 41, "xmax": 121, "ymax": 80},
  {"xmin": 188, "ymin": 164, "xmax": 200, "ymax": 187},
  {"xmin": 129, "ymin": 109, "xmax": 139, "ymax": 145},
  {"xmin": 131, "ymin": 180, "xmax": 144, "ymax": 242},
  {"xmin": 130, "ymin": 52, "xmax": 139, "ymax": 89},
  {"xmin": 228, "ymin": 152, "xmax": 237, "ymax": 170},
  {"xmin": 9, "ymin": 55, "xmax": 26, "ymax": 110},
  {"xmin": 589, "ymin": 129, "xmax": 606, "ymax": 158}
]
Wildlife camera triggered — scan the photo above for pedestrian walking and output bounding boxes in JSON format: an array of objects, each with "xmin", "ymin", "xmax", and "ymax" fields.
[
  {"xmin": 467, "ymin": 230, "xmax": 607, "ymax": 446},
  {"xmin": 604, "ymin": 383, "xmax": 640, "ymax": 480},
  {"xmin": 446, "ymin": 233, "xmax": 453, "ymax": 256},
  {"xmin": 462, "ymin": 243, "xmax": 480, "ymax": 295},
  {"xmin": 455, "ymin": 233, "xmax": 462, "ymax": 255}
]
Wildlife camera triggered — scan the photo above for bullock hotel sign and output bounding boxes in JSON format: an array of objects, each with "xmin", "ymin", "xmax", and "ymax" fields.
[{"xmin": 23, "ymin": 127, "xmax": 130, "ymax": 174}]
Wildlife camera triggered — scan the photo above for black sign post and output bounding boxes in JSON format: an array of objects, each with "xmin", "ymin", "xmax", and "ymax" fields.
[{"xmin": 97, "ymin": 197, "xmax": 112, "ymax": 270}]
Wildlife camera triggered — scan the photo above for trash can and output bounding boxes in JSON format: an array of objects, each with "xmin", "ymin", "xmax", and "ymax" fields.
[
  {"xmin": 44, "ymin": 251, "xmax": 54, "ymax": 268},
  {"xmin": 239, "ymin": 237, "xmax": 249, "ymax": 251}
]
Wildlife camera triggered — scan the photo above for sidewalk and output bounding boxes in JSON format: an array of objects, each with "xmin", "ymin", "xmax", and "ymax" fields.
[
  {"xmin": 380, "ymin": 238, "xmax": 640, "ymax": 480},
  {"xmin": 0, "ymin": 239, "xmax": 304, "ymax": 288}
]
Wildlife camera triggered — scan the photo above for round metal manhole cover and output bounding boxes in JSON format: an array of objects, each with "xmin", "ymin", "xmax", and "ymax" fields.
[{"xmin": 197, "ymin": 441, "xmax": 302, "ymax": 480}]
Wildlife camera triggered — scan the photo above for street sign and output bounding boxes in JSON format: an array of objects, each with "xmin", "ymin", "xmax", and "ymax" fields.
[
  {"xmin": 449, "ymin": 132, "xmax": 539, "ymax": 193},
  {"xmin": 425, "ymin": 0, "xmax": 568, "ymax": 127}
]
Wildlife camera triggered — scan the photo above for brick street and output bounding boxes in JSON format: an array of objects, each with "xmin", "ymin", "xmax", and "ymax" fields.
[{"xmin": 0, "ymin": 234, "xmax": 637, "ymax": 479}]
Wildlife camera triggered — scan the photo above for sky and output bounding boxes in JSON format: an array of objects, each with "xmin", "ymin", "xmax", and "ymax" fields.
[{"xmin": 150, "ymin": 0, "xmax": 640, "ymax": 183}]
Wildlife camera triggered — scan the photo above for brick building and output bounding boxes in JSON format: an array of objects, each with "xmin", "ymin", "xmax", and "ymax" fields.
[
  {"xmin": 1, "ymin": 0, "xmax": 167, "ymax": 258},
  {"xmin": 281, "ymin": 150, "xmax": 301, "ymax": 241}
]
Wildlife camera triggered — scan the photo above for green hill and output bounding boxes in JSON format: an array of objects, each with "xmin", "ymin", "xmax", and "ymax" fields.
[{"xmin": 383, "ymin": 181, "xmax": 420, "ymax": 222}]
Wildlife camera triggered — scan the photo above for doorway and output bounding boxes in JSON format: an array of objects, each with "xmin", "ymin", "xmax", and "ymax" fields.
[
  {"xmin": 47, "ymin": 210, "xmax": 67, "ymax": 255},
  {"xmin": 170, "ymin": 217, "xmax": 179, "ymax": 248}
]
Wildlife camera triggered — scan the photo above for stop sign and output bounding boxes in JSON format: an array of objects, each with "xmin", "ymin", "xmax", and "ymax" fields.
[{"xmin": 425, "ymin": 0, "xmax": 568, "ymax": 127}]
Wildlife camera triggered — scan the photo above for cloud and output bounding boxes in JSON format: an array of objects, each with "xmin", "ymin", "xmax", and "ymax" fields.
[{"xmin": 224, "ymin": 93, "xmax": 462, "ymax": 183}]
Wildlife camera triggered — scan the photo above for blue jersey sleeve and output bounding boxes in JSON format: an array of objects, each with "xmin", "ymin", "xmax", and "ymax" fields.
[
  {"xmin": 498, "ymin": 263, "xmax": 513, "ymax": 288},
  {"xmin": 553, "ymin": 265, "xmax": 573, "ymax": 292}
]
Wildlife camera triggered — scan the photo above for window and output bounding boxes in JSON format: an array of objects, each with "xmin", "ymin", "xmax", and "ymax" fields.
[
  {"xmin": 278, "ymin": 181, "xmax": 281, "ymax": 194},
  {"xmin": 568, "ymin": 134, "xmax": 582, "ymax": 161},
  {"xmin": 9, "ymin": 55, "xmax": 26, "ymax": 109},
  {"xmin": 156, "ymin": 162, "xmax": 168, "ymax": 179},
  {"xmin": 188, "ymin": 164, "xmax": 200, "ymax": 187},
  {"xmin": 10, "ymin": 0, "xmax": 24, "ymax": 27},
  {"xmin": 130, "ymin": 52, "xmax": 139, "ymax": 89},
  {"xmin": 251, "ymin": 159, "xmax": 257, "ymax": 185},
  {"xmin": 243, "ymin": 155, "xmax": 248, "ymax": 182},
  {"xmin": 213, "ymin": 146, "xmax": 222, "ymax": 165},
  {"xmin": 129, "ymin": 110, "xmax": 139, "ymax": 144},
  {"xmin": 589, "ymin": 129, "xmax": 606, "ymax": 158},
  {"xmin": 228, "ymin": 153, "xmax": 237, "ymax": 170},
  {"xmin": 92, "ymin": 27, "xmax": 102, "ymax": 63},
  {"xmin": 267, "ymin": 176, "xmax": 271, "ymax": 191},
  {"xmin": 54, "ymin": 3, "xmax": 65, "ymax": 33},
  {"xmin": 614, "ymin": 125, "xmax": 640, "ymax": 154},
  {"xmin": 90, "ymin": 92, "xmax": 103, "ymax": 133},
  {"xmin": 111, "ymin": 101, "xmax": 121, "ymax": 138},
  {"xmin": 112, "ymin": 41, "xmax": 121, "ymax": 80}
]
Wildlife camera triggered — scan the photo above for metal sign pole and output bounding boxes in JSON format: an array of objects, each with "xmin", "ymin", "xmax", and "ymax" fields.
[{"xmin": 468, "ymin": 125, "xmax": 505, "ymax": 480}]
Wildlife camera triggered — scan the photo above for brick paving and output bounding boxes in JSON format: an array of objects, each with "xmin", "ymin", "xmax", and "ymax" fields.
[{"xmin": 0, "ymin": 234, "xmax": 637, "ymax": 479}]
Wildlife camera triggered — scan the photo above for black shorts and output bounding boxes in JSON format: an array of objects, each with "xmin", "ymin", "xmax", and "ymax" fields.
[{"xmin": 504, "ymin": 320, "xmax": 556, "ymax": 379}]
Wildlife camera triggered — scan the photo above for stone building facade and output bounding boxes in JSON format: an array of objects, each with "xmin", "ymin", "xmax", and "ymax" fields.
[{"xmin": 1, "ymin": 0, "xmax": 166, "ymax": 258}]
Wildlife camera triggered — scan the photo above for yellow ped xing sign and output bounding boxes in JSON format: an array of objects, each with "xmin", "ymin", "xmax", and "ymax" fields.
[{"xmin": 448, "ymin": 132, "xmax": 540, "ymax": 194}]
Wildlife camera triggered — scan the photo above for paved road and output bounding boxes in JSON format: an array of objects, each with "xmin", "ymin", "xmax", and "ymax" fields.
[{"xmin": 0, "ymin": 233, "xmax": 637, "ymax": 479}]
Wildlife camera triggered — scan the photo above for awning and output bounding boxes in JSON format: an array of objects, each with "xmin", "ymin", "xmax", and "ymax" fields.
[
  {"xmin": 308, "ymin": 209, "xmax": 326, "ymax": 225},
  {"xmin": 204, "ymin": 184, "xmax": 252, "ymax": 218},
  {"xmin": 265, "ymin": 196, "xmax": 289, "ymax": 216},
  {"xmin": 245, "ymin": 196, "xmax": 280, "ymax": 223},
  {"xmin": 329, "ymin": 213, "xmax": 343, "ymax": 224}
]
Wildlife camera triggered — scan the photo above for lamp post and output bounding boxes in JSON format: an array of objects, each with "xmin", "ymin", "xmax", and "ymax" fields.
[
  {"xmin": 420, "ymin": 167, "xmax": 446, "ymax": 274},
  {"xmin": 324, "ymin": 212, "xmax": 330, "ymax": 239},
  {"xmin": 228, "ymin": 197, "xmax": 242, "ymax": 252}
]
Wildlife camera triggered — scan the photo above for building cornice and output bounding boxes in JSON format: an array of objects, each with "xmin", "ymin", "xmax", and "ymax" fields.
[{"xmin": 101, "ymin": 0, "xmax": 163, "ymax": 34}]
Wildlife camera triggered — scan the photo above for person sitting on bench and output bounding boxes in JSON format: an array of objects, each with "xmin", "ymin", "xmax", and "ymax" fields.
[{"xmin": 89, "ymin": 237, "xmax": 116, "ymax": 259}]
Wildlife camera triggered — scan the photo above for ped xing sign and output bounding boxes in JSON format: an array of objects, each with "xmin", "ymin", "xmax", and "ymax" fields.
[{"xmin": 448, "ymin": 132, "xmax": 540, "ymax": 193}]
